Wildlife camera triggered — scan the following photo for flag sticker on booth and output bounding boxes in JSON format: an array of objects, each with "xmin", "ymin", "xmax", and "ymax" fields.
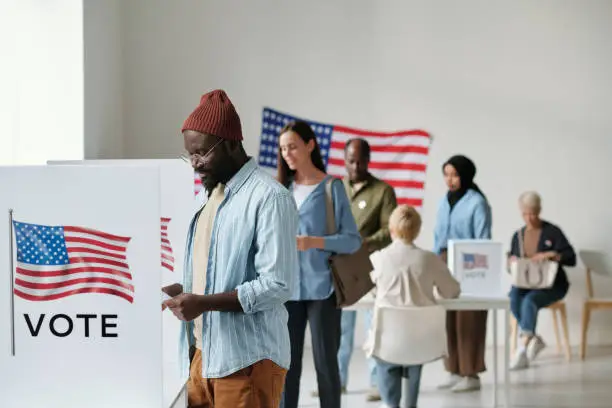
[
  {"xmin": 194, "ymin": 173, "xmax": 203, "ymax": 196},
  {"xmin": 12, "ymin": 220, "xmax": 134, "ymax": 303},
  {"xmin": 463, "ymin": 253, "xmax": 489, "ymax": 270},
  {"xmin": 160, "ymin": 217, "xmax": 174, "ymax": 272}
]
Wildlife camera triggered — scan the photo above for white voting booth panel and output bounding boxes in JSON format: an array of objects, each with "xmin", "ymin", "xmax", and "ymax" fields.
[
  {"xmin": 447, "ymin": 240, "xmax": 508, "ymax": 297},
  {"xmin": 49, "ymin": 159, "xmax": 201, "ymax": 209},
  {"xmin": 0, "ymin": 165, "xmax": 184, "ymax": 408},
  {"xmin": 47, "ymin": 159, "xmax": 193, "ymax": 407}
]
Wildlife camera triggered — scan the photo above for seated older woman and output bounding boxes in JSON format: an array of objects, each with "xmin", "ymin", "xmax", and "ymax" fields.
[
  {"xmin": 369, "ymin": 205, "xmax": 460, "ymax": 408},
  {"xmin": 509, "ymin": 191, "xmax": 576, "ymax": 370}
]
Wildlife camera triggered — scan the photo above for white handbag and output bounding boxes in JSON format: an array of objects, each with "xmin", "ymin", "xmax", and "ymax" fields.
[{"xmin": 509, "ymin": 229, "xmax": 558, "ymax": 289}]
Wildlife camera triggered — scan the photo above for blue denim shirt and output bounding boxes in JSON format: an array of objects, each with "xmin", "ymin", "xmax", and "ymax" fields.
[
  {"xmin": 290, "ymin": 177, "xmax": 362, "ymax": 301},
  {"xmin": 433, "ymin": 189, "xmax": 492, "ymax": 254},
  {"xmin": 179, "ymin": 159, "xmax": 299, "ymax": 378}
]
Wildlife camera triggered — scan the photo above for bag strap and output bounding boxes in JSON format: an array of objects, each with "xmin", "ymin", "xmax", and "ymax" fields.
[
  {"xmin": 186, "ymin": 321, "xmax": 193, "ymax": 347},
  {"xmin": 517, "ymin": 228, "xmax": 525, "ymax": 258},
  {"xmin": 324, "ymin": 178, "xmax": 337, "ymax": 235}
]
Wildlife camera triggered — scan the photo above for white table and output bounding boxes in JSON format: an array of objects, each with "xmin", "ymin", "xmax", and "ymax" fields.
[{"xmin": 346, "ymin": 295, "xmax": 510, "ymax": 408}]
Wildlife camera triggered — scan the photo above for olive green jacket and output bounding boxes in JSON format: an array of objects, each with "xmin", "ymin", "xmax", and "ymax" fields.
[{"xmin": 342, "ymin": 174, "xmax": 397, "ymax": 254}]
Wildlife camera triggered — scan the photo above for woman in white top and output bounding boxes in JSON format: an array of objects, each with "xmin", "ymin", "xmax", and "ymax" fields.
[{"xmin": 370, "ymin": 205, "xmax": 461, "ymax": 408}]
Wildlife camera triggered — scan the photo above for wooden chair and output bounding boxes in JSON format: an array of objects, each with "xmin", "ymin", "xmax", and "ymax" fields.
[
  {"xmin": 579, "ymin": 250, "xmax": 612, "ymax": 360},
  {"xmin": 510, "ymin": 301, "xmax": 571, "ymax": 361}
]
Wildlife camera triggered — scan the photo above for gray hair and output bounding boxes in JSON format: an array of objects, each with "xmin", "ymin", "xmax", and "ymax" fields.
[{"xmin": 519, "ymin": 191, "xmax": 542, "ymax": 211}]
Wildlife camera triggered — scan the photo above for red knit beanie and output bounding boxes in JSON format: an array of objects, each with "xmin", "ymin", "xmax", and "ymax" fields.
[{"xmin": 181, "ymin": 90, "xmax": 243, "ymax": 141}]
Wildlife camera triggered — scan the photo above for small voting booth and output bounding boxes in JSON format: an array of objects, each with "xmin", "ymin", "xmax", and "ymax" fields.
[
  {"xmin": 0, "ymin": 163, "xmax": 192, "ymax": 408},
  {"xmin": 447, "ymin": 239, "xmax": 508, "ymax": 297}
]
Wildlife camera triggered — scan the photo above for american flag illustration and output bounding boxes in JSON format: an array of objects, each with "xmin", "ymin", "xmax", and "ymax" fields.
[
  {"xmin": 160, "ymin": 217, "xmax": 174, "ymax": 272},
  {"xmin": 257, "ymin": 108, "xmax": 431, "ymax": 207},
  {"xmin": 12, "ymin": 220, "xmax": 134, "ymax": 303},
  {"xmin": 463, "ymin": 253, "xmax": 489, "ymax": 270}
]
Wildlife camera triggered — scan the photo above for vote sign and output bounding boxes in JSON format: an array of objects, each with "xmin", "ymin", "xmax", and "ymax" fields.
[
  {"xmin": 0, "ymin": 165, "xmax": 164, "ymax": 408},
  {"xmin": 447, "ymin": 239, "xmax": 506, "ymax": 297}
]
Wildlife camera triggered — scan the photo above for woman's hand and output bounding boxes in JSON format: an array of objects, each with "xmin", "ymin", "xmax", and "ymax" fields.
[
  {"xmin": 507, "ymin": 255, "xmax": 518, "ymax": 269},
  {"xmin": 531, "ymin": 251, "xmax": 558, "ymax": 262},
  {"xmin": 297, "ymin": 236, "xmax": 325, "ymax": 251}
]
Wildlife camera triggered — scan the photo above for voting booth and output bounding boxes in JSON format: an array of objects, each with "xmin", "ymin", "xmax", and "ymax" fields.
[
  {"xmin": 0, "ymin": 163, "xmax": 191, "ymax": 408},
  {"xmin": 447, "ymin": 239, "xmax": 508, "ymax": 297}
]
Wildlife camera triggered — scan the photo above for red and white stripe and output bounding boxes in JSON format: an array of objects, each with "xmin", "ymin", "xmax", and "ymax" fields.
[
  {"xmin": 325, "ymin": 127, "xmax": 431, "ymax": 207},
  {"xmin": 160, "ymin": 217, "xmax": 174, "ymax": 272},
  {"xmin": 194, "ymin": 174, "xmax": 203, "ymax": 196},
  {"xmin": 14, "ymin": 227, "xmax": 134, "ymax": 303}
]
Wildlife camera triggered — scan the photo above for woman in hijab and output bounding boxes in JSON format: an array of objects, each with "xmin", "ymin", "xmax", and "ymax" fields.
[{"xmin": 433, "ymin": 155, "xmax": 492, "ymax": 393}]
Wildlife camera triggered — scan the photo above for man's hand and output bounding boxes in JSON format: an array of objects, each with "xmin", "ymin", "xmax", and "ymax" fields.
[
  {"xmin": 163, "ymin": 293, "xmax": 206, "ymax": 321},
  {"xmin": 162, "ymin": 283, "xmax": 183, "ymax": 298},
  {"xmin": 161, "ymin": 283, "xmax": 183, "ymax": 311},
  {"xmin": 363, "ymin": 238, "xmax": 374, "ymax": 253}
]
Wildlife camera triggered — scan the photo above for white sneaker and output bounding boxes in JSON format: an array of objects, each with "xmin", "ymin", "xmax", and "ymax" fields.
[
  {"xmin": 437, "ymin": 373, "xmax": 462, "ymax": 389},
  {"xmin": 451, "ymin": 376, "xmax": 481, "ymax": 393},
  {"xmin": 526, "ymin": 336, "xmax": 546, "ymax": 361},
  {"xmin": 510, "ymin": 349, "xmax": 529, "ymax": 371},
  {"xmin": 366, "ymin": 387, "xmax": 381, "ymax": 402}
]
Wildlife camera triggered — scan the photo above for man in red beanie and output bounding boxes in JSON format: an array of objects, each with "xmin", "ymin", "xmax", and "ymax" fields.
[{"xmin": 163, "ymin": 90, "xmax": 299, "ymax": 408}]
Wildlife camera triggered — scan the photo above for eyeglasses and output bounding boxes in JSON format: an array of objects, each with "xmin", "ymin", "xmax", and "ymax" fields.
[{"xmin": 180, "ymin": 138, "xmax": 223, "ymax": 164}]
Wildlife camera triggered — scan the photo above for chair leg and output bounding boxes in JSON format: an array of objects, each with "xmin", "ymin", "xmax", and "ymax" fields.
[
  {"xmin": 558, "ymin": 304, "xmax": 571, "ymax": 361},
  {"xmin": 550, "ymin": 308, "xmax": 562, "ymax": 354},
  {"xmin": 580, "ymin": 304, "xmax": 591, "ymax": 360},
  {"xmin": 510, "ymin": 315, "xmax": 518, "ymax": 354}
]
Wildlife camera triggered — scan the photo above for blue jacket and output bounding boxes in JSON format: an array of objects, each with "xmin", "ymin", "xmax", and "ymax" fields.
[
  {"xmin": 433, "ymin": 189, "xmax": 492, "ymax": 254},
  {"xmin": 290, "ymin": 176, "xmax": 362, "ymax": 301}
]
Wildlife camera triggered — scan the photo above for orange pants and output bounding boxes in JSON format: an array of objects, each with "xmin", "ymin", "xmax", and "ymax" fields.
[{"xmin": 187, "ymin": 349, "xmax": 287, "ymax": 408}]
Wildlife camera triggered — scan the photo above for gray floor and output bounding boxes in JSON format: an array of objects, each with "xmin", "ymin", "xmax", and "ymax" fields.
[{"xmin": 297, "ymin": 346, "xmax": 612, "ymax": 407}]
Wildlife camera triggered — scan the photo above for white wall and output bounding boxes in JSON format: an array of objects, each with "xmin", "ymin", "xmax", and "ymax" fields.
[
  {"xmin": 119, "ymin": 0, "xmax": 612, "ymax": 347},
  {"xmin": 83, "ymin": 0, "xmax": 124, "ymax": 159},
  {"xmin": 0, "ymin": 0, "xmax": 121, "ymax": 164},
  {"xmin": 0, "ymin": 0, "xmax": 84, "ymax": 165},
  {"xmin": 0, "ymin": 1, "xmax": 19, "ymax": 165}
]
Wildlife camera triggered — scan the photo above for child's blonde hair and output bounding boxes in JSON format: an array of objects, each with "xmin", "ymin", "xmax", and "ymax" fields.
[{"xmin": 389, "ymin": 205, "xmax": 422, "ymax": 243}]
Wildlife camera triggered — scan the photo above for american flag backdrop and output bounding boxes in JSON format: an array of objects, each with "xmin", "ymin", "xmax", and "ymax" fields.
[
  {"xmin": 160, "ymin": 217, "xmax": 174, "ymax": 272},
  {"xmin": 12, "ymin": 220, "xmax": 134, "ymax": 303},
  {"xmin": 257, "ymin": 108, "xmax": 432, "ymax": 207}
]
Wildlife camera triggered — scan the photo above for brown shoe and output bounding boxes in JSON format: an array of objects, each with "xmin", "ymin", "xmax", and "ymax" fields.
[{"xmin": 366, "ymin": 387, "xmax": 381, "ymax": 402}]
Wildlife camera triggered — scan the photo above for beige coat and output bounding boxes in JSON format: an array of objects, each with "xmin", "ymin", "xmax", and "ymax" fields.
[
  {"xmin": 365, "ymin": 240, "xmax": 461, "ymax": 363},
  {"xmin": 370, "ymin": 240, "xmax": 461, "ymax": 307}
]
